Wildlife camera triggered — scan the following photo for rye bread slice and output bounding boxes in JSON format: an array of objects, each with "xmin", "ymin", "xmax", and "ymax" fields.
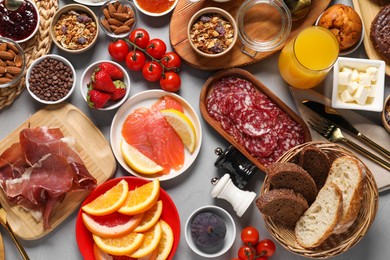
[
  {"xmin": 256, "ymin": 188, "xmax": 308, "ymax": 228},
  {"xmin": 298, "ymin": 145, "xmax": 331, "ymax": 189},
  {"xmin": 266, "ymin": 162, "xmax": 318, "ymax": 204}
]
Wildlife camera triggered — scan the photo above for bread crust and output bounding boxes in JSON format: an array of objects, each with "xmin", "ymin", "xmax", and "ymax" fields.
[
  {"xmin": 298, "ymin": 145, "xmax": 330, "ymax": 189},
  {"xmin": 256, "ymin": 188, "xmax": 308, "ymax": 227},
  {"xmin": 266, "ymin": 162, "xmax": 318, "ymax": 204},
  {"xmin": 326, "ymin": 156, "xmax": 365, "ymax": 234},
  {"xmin": 295, "ymin": 183, "xmax": 343, "ymax": 248},
  {"xmin": 318, "ymin": 4, "xmax": 363, "ymax": 50}
]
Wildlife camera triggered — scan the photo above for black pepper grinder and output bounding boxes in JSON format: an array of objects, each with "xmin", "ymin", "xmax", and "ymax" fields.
[{"xmin": 214, "ymin": 145, "xmax": 258, "ymax": 190}]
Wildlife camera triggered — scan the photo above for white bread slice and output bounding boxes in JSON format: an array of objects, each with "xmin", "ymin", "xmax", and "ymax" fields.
[
  {"xmin": 295, "ymin": 182, "xmax": 343, "ymax": 248},
  {"xmin": 326, "ymin": 156, "xmax": 365, "ymax": 234}
]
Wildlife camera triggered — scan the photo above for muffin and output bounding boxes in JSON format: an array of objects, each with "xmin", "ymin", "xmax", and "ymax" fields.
[
  {"xmin": 318, "ymin": 4, "xmax": 363, "ymax": 51},
  {"xmin": 370, "ymin": 4, "xmax": 390, "ymax": 59}
]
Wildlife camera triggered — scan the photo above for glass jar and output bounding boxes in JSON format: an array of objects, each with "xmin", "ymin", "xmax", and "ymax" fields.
[{"xmin": 236, "ymin": 0, "xmax": 292, "ymax": 57}]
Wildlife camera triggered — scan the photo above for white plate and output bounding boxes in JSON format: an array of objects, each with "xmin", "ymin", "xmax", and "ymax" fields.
[
  {"xmin": 73, "ymin": 0, "xmax": 106, "ymax": 6},
  {"xmin": 110, "ymin": 90, "xmax": 202, "ymax": 181}
]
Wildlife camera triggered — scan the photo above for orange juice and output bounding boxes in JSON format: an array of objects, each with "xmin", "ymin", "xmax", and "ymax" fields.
[{"xmin": 278, "ymin": 26, "xmax": 339, "ymax": 89}]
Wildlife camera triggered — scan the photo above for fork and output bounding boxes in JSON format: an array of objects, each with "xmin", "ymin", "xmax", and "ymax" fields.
[
  {"xmin": 308, "ymin": 117, "xmax": 390, "ymax": 171},
  {"xmin": 0, "ymin": 203, "xmax": 30, "ymax": 260}
]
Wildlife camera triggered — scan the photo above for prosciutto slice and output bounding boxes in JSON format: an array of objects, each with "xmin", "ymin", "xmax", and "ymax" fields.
[{"xmin": 0, "ymin": 127, "xmax": 96, "ymax": 230}]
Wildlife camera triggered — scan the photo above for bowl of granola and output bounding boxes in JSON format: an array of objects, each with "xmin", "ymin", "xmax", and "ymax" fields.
[
  {"xmin": 50, "ymin": 4, "xmax": 99, "ymax": 54},
  {"xmin": 188, "ymin": 7, "xmax": 238, "ymax": 58}
]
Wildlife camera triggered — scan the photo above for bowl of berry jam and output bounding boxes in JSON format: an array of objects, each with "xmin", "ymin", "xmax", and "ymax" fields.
[{"xmin": 0, "ymin": 0, "xmax": 40, "ymax": 43}]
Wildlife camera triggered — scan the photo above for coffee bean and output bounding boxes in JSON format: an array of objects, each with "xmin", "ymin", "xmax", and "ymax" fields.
[{"xmin": 28, "ymin": 57, "xmax": 74, "ymax": 102}]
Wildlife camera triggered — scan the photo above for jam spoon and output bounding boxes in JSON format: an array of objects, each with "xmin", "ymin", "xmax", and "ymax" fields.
[{"xmin": 4, "ymin": 0, "xmax": 24, "ymax": 11}]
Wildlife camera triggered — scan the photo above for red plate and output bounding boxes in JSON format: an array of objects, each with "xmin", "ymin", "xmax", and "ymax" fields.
[{"xmin": 76, "ymin": 177, "xmax": 181, "ymax": 260}]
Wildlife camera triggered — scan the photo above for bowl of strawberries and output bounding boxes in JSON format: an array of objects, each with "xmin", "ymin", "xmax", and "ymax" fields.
[{"xmin": 81, "ymin": 60, "xmax": 130, "ymax": 110}]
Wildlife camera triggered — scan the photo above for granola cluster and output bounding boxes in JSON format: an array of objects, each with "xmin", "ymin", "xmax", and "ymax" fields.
[
  {"xmin": 190, "ymin": 13, "xmax": 234, "ymax": 55},
  {"xmin": 54, "ymin": 10, "xmax": 97, "ymax": 50}
]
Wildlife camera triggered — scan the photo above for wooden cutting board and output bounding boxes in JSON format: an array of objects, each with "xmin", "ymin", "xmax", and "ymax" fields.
[
  {"xmin": 351, "ymin": 0, "xmax": 390, "ymax": 76},
  {"xmin": 170, "ymin": 0, "xmax": 331, "ymax": 70},
  {"xmin": 0, "ymin": 102, "xmax": 116, "ymax": 240}
]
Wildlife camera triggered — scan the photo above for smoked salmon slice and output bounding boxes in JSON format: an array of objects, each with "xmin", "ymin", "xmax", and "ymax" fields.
[
  {"xmin": 151, "ymin": 95, "xmax": 183, "ymax": 112},
  {"xmin": 122, "ymin": 97, "xmax": 185, "ymax": 174}
]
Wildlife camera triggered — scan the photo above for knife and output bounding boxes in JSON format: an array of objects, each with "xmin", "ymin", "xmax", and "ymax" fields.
[{"xmin": 302, "ymin": 100, "xmax": 390, "ymax": 160}]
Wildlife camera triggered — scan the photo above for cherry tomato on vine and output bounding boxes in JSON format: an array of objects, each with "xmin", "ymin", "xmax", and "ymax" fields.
[
  {"xmin": 161, "ymin": 52, "xmax": 181, "ymax": 70},
  {"xmin": 146, "ymin": 39, "xmax": 167, "ymax": 59},
  {"xmin": 160, "ymin": 71, "xmax": 181, "ymax": 92},
  {"xmin": 108, "ymin": 39, "xmax": 129, "ymax": 62},
  {"xmin": 142, "ymin": 61, "xmax": 163, "ymax": 82},
  {"xmin": 129, "ymin": 28, "xmax": 150, "ymax": 49},
  {"xmin": 125, "ymin": 50, "xmax": 146, "ymax": 71},
  {"xmin": 241, "ymin": 226, "xmax": 259, "ymax": 246},
  {"xmin": 256, "ymin": 239, "xmax": 276, "ymax": 257},
  {"xmin": 238, "ymin": 245, "xmax": 255, "ymax": 260}
]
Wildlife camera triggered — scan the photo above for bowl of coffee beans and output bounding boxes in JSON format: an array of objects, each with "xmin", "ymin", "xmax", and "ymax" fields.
[{"xmin": 26, "ymin": 54, "xmax": 76, "ymax": 104}]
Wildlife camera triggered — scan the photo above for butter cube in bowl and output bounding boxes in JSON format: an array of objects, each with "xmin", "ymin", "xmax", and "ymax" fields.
[{"xmin": 331, "ymin": 57, "xmax": 385, "ymax": 112}]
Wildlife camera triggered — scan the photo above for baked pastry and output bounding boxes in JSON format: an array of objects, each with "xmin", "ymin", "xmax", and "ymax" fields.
[
  {"xmin": 370, "ymin": 4, "xmax": 390, "ymax": 59},
  {"xmin": 266, "ymin": 162, "xmax": 318, "ymax": 204},
  {"xmin": 256, "ymin": 188, "xmax": 308, "ymax": 227},
  {"xmin": 325, "ymin": 156, "xmax": 365, "ymax": 234},
  {"xmin": 295, "ymin": 182, "xmax": 343, "ymax": 249},
  {"xmin": 318, "ymin": 4, "xmax": 363, "ymax": 50},
  {"xmin": 298, "ymin": 145, "xmax": 330, "ymax": 190}
]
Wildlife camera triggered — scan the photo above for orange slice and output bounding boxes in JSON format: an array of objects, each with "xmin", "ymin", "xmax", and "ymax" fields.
[
  {"xmin": 118, "ymin": 179, "xmax": 160, "ymax": 215},
  {"xmin": 82, "ymin": 211, "xmax": 144, "ymax": 238},
  {"xmin": 93, "ymin": 232, "xmax": 144, "ymax": 256},
  {"xmin": 135, "ymin": 200, "xmax": 163, "ymax": 233},
  {"xmin": 155, "ymin": 220, "xmax": 174, "ymax": 260},
  {"xmin": 130, "ymin": 221, "xmax": 162, "ymax": 258},
  {"xmin": 82, "ymin": 179, "xmax": 129, "ymax": 216}
]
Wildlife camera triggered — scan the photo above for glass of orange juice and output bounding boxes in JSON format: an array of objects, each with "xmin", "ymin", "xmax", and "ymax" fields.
[{"xmin": 278, "ymin": 26, "xmax": 339, "ymax": 89}]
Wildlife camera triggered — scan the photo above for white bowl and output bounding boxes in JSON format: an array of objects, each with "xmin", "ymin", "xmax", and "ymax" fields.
[
  {"xmin": 0, "ymin": 0, "xmax": 40, "ymax": 43},
  {"xmin": 133, "ymin": 0, "xmax": 178, "ymax": 17},
  {"xmin": 331, "ymin": 57, "xmax": 385, "ymax": 112},
  {"xmin": 185, "ymin": 205, "xmax": 236, "ymax": 258},
  {"xmin": 80, "ymin": 60, "xmax": 130, "ymax": 110},
  {"xmin": 26, "ymin": 54, "xmax": 76, "ymax": 104},
  {"xmin": 110, "ymin": 90, "xmax": 202, "ymax": 181}
]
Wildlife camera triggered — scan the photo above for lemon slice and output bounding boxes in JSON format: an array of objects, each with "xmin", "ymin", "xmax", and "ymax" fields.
[
  {"xmin": 121, "ymin": 140, "xmax": 163, "ymax": 174},
  {"xmin": 160, "ymin": 109, "xmax": 196, "ymax": 153}
]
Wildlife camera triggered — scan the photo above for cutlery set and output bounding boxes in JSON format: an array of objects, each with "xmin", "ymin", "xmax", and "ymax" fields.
[{"xmin": 303, "ymin": 100, "xmax": 390, "ymax": 171}]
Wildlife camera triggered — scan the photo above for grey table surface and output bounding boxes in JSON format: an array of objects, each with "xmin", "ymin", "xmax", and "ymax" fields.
[{"xmin": 1, "ymin": 0, "xmax": 390, "ymax": 259}]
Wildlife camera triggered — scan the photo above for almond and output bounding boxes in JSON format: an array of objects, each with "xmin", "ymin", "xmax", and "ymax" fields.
[
  {"xmin": 112, "ymin": 12, "xmax": 131, "ymax": 22},
  {"xmin": 114, "ymin": 25, "xmax": 130, "ymax": 34},
  {"xmin": 108, "ymin": 18, "xmax": 123, "ymax": 27}
]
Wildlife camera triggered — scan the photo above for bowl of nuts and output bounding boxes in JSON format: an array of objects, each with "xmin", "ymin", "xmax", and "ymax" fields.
[
  {"xmin": 99, "ymin": 0, "xmax": 137, "ymax": 38},
  {"xmin": 0, "ymin": 37, "xmax": 25, "ymax": 88},
  {"xmin": 26, "ymin": 54, "xmax": 76, "ymax": 104},
  {"xmin": 382, "ymin": 95, "xmax": 390, "ymax": 134},
  {"xmin": 50, "ymin": 4, "xmax": 99, "ymax": 54},
  {"xmin": 188, "ymin": 7, "xmax": 238, "ymax": 58}
]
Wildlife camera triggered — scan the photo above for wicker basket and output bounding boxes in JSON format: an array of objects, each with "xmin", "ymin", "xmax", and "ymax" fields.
[{"xmin": 260, "ymin": 141, "xmax": 379, "ymax": 258}]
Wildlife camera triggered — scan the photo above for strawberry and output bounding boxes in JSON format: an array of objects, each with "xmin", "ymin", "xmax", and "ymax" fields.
[
  {"xmin": 110, "ymin": 80, "xmax": 127, "ymax": 101},
  {"xmin": 98, "ymin": 62, "xmax": 124, "ymax": 80},
  {"xmin": 91, "ymin": 68, "xmax": 116, "ymax": 92},
  {"xmin": 87, "ymin": 88, "xmax": 111, "ymax": 108}
]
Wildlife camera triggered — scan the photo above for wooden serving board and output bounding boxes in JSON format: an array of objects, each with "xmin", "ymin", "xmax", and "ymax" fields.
[
  {"xmin": 0, "ymin": 103, "xmax": 116, "ymax": 240},
  {"xmin": 170, "ymin": 0, "xmax": 331, "ymax": 70},
  {"xmin": 352, "ymin": 0, "xmax": 390, "ymax": 76}
]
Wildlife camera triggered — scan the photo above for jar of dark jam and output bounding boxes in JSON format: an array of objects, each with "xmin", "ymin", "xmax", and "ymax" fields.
[{"xmin": 0, "ymin": 0, "xmax": 39, "ymax": 42}]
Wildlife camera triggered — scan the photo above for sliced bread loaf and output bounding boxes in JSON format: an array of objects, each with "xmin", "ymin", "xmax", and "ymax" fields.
[
  {"xmin": 326, "ymin": 155, "xmax": 365, "ymax": 234},
  {"xmin": 266, "ymin": 162, "xmax": 318, "ymax": 204},
  {"xmin": 298, "ymin": 145, "xmax": 331, "ymax": 189},
  {"xmin": 256, "ymin": 188, "xmax": 308, "ymax": 228},
  {"xmin": 295, "ymin": 182, "xmax": 343, "ymax": 248}
]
